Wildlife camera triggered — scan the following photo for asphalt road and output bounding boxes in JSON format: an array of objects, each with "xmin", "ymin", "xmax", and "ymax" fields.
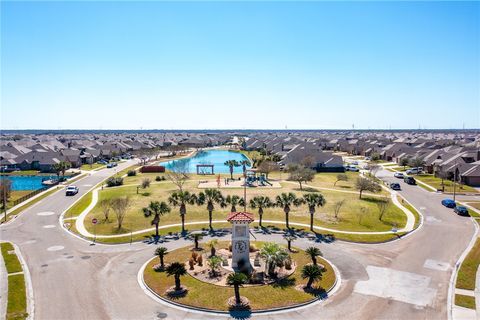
[{"xmin": 0, "ymin": 166, "xmax": 476, "ymax": 320}]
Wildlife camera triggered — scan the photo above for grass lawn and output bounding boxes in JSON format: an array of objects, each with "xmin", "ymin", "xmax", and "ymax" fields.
[
  {"xmin": 1, "ymin": 187, "xmax": 61, "ymax": 224},
  {"xmin": 455, "ymin": 294, "xmax": 476, "ymax": 309},
  {"xmin": 1, "ymin": 170, "xmax": 41, "ymax": 176},
  {"xmin": 143, "ymin": 241, "xmax": 336, "ymax": 311},
  {"xmin": 396, "ymin": 196, "xmax": 422, "ymax": 229},
  {"xmin": 4, "ymin": 191, "xmax": 32, "ymax": 209},
  {"xmin": 64, "ymin": 191, "xmax": 93, "ymax": 219},
  {"xmin": 84, "ymin": 180, "xmax": 406, "ymax": 236},
  {"xmin": 1, "ymin": 242, "xmax": 22, "ymax": 274},
  {"xmin": 80, "ymin": 163, "xmax": 105, "ymax": 171},
  {"xmin": 414, "ymin": 174, "xmax": 478, "ymax": 193},
  {"xmin": 6, "ymin": 274, "xmax": 28, "ymax": 320},
  {"xmin": 456, "ymin": 238, "xmax": 480, "ymax": 290}
]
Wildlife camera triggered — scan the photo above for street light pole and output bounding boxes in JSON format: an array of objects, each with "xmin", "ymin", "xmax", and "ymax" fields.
[{"xmin": 453, "ymin": 158, "xmax": 457, "ymax": 202}]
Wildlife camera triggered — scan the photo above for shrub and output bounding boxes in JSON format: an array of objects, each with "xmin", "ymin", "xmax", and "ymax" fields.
[
  {"xmin": 127, "ymin": 170, "xmax": 137, "ymax": 176},
  {"xmin": 141, "ymin": 178, "xmax": 151, "ymax": 189},
  {"xmin": 106, "ymin": 177, "xmax": 124, "ymax": 187},
  {"xmin": 189, "ymin": 258, "xmax": 195, "ymax": 270},
  {"xmin": 155, "ymin": 176, "xmax": 161, "ymax": 181},
  {"xmin": 191, "ymin": 252, "xmax": 198, "ymax": 262},
  {"xmin": 197, "ymin": 255, "xmax": 203, "ymax": 267}
]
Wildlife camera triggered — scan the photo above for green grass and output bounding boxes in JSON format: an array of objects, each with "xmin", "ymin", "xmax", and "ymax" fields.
[
  {"xmin": 83, "ymin": 180, "xmax": 406, "ymax": 236},
  {"xmin": 6, "ymin": 274, "xmax": 28, "ymax": 320},
  {"xmin": 455, "ymin": 294, "xmax": 476, "ymax": 309},
  {"xmin": 144, "ymin": 241, "xmax": 336, "ymax": 311},
  {"xmin": 1, "ymin": 243, "xmax": 22, "ymax": 274},
  {"xmin": 1, "ymin": 170, "xmax": 41, "ymax": 176},
  {"xmin": 414, "ymin": 174, "xmax": 478, "ymax": 193},
  {"xmin": 64, "ymin": 191, "xmax": 93, "ymax": 219},
  {"xmin": 80, "ymin": 163, "xmax": 105, "ymax": 171},
  {"xmin": 1, "ymin": 187, "xmax": 61, "ymax": 223},
  {"xmin": 456, "ymin": 238, "xmax": 480, "ymax": 290}
]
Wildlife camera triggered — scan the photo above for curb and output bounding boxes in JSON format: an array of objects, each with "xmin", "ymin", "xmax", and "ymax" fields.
[
  {"xmin": 11, "ymin": 242, "xmax": 34, "ymax": 320},
  {"xmin": 137, "ymin": 252, "xmax": 342, "ymax": 316}
]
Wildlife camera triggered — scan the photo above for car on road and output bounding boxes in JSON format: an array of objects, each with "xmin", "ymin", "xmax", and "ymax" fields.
[
  {"xmin": 97, "ymin": 160, "xmax": 108, "ymax": 165},
  {"xmin": 441, "ymin": 198, "xmax": 456, "ymax": 208},
  {"xmin": 390, "ymin": 183, "xmax": 401, "ymax": 190},
  {"xmin": 394, "ymin": 172, "xmax": 404, "ymax": 178},
  {"xmin": 454, "ymin": 206, "xmax": 469, "ymax": 216},
  {"xmin": 65, "ymin": 186, "xmax": 79, "ymax": 196},
  {"xmin": 345, "ymin": 165, "xmax": 359, "ymax": 172},
  {"xmin": 107, "ymin": 162, "xmax": 118, "ymax": 168},
  {"xmin": 404, "ymin": 176, "xmax": 416, "ymax": 185},
  {"xmin": 406, "ymin": 167, "xmax": 423, "ymax": 175}
]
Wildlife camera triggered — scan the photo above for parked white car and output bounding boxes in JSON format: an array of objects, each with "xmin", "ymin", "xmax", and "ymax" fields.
[
  {"xmin": 345, "ymin": 165, "xmax": 360, "ymax": 172},
  {"xmin": 406, "ymin": 167, "xmax": 423, "ymax": 175},
  {"xmin": 394, "ymin": 172, "xmax": 404, "ymax": 178}
]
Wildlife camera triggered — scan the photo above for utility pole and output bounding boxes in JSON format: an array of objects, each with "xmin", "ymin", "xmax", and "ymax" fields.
[{"xmin": 453, "ymin": 158, "xmax": 457, "ymax": 202}]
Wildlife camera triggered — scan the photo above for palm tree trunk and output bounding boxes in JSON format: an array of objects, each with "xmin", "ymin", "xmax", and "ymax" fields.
[
  {"xmin": 160, "ymin": 256, "xmax": 164, "ymax": 268},
  {"xmin": 307, "ymin": 278, "xmax": 313, "ymax": 288},
  {"xmin": 312, "ymin": 256, "xmax": 317, "ymax": 265},
  {"xmin": 155, "ymin": 223, "xmax": 159, "ymax": 237},
  {"xmin": 230, "ymin": 167, "xmax": 233, "ymax": 179},
  {"xmin": 181, "ymin": 214, "xmax": 185, "ymax": 233},
  {"xmin": 209, "ymin": 210, "xmax": 213, "ymax": 230},
  {"xmin": 285, "ymin": 210, "xmax": 289, "ymax": 229},
  {"xmin": 259, "ymin": 213, "xmax": 263, "ymax": 227},
  {"xmin": 175, "ymin": 275, "xmax": 181, "ymax": 291},
  {"xmin": 234, "ymin": 285, "xmax": 241, "ymax": 304},
  {"xmin": 310, "ymin": 212, "xmax": 314, "ymax": 231}
]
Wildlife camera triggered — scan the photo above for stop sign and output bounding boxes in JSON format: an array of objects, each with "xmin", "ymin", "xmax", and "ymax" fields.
[{"xmin": 92, "ymin": 218, "xmax": 98, "ymax": 225}]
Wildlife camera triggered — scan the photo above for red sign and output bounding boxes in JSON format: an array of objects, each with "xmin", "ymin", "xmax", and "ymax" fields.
[{"xmin": 92, "ymin": 218, "xmax": 98, "ymax": 225}]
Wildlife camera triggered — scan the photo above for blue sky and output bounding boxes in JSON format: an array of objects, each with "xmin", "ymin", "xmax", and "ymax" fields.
[{"xmin": 1, "ymin": 1, "xmax": 479, "ymax": 130}]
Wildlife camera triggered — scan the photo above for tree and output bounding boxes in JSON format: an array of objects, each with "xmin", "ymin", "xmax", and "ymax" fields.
[
  {"xmin": 333, "ymin": 200, "xmax": 345, "ymax": 220},
  {"xmin": 368, "ymin": 164, "xmax": 381, "ymax": 177},
  {"xmin": 257, "ymin": 161, "xmax": 279, "ymax": 179},
  {"xmin": 334, "ymin": 173, "xmax": 348, "ymax": 186},
  {"xmin": 436, "ymin": 168, "xmax": 449, "ymax": 190},
  {"xmin": 275, "ymin": 192, "xmax": 304, "ymax": 229},
  {"xmin": 301, "ymin": 155, "xmax": 316, "ymax": 168},
  {"xmin": 370, "ymin": 152, "xmax": 381, "ymax": 161},
  {"xmin": 155, "ymin": 247, "xmax": 168, "ymax": 269},
  {"xmin": 287, "ymin": 167, "xmax": 315, "ymax": 190},
  {"xmin": 259, "ymin": 242, "xmax": 290, "ymax": 276},
  {"xmin": 239, "ymin": 160, "xmax": 250, "ymax": 174},
  {"xmin": 409, "ymin": 157, "xmax": 425, "ymax": 173},
  {"xmin": 191, "ymin": 233, "xmax": 203, "ymax": 250},
  {"xmin": 110, "ymin": 197, "xmax": 131, "ymax": 230},
  {"xmin": 226, "ymin": 272, "xmax": 248, "ymax": 305},
  {"xmin": 225, "ymin": 195, "xmax": 245, "ymax": 212},
  {"xmin": 301, "ymin": 264, "xmax": 323, "ymax": 289},
  {"xmin": 197, "ymin": 188, "xmax": 224, "ymax": 230},
  {"xmin": 166, "ymin": 161, "xmax": 189, "ymax": 192},
  {"xmin": 0, "ymin": 179, "xmax": 12, "ymax": 210},
  {"xmin": 399, "ymin": 157, "xmax": 410, "ymax": 170},
  {"xmin": 208, "ymin": 256, "xmax": 223, "ymax": 277},
  {"xmin": 224, "ymin": 160, "xmax": 240, "ymax": 179},
  {"xmin": 355, "ymin": 177, "xmax": 381, "ymax": 199},
  {"xmin": 206, "ymin": 239, "xmax": 218, "ymax": 257},
  {"xmin": 284, "ymin": 235, "xmax": 296, "ymax": 252},
  {"xmin": 357, "ymin": 206, "xmax": 368, "ymax": 225},
  {"xmin": 305, "ymin": 246, "xmax": 322, "ymax": 265},
  {"xmin": 168, "ymin": 191, "xmax": 197, "ymax": 234},
  {"xmin": 52, "ymin": 161, "xmax": 71, "ymax": 180},
  {"xmin": 303, "ymin": 193, "xmax": 326, "ymax": 231},
  {"xmin": 165, "ymin": 262, "xmax": 187, "ymax": 291},
  {"xmin": 141, "ymin": 178, "xmax": 151, "ymax": 189},
  {"xmin": 142, "ymin": 201, "xmax": 170, "ymax": 238},
  {"xmin": 249, "ymin": 196, "xmax": 272, "ymax": 227},
  {"xmin": 99, "ymin": 199, "xmax": 111, "ymax": 222},
  {"xmin": 376, "ymin": 199, "xmax": 391, "ymax": 221}
]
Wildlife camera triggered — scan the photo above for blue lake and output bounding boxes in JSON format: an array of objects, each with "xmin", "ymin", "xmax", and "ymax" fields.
[
  {"xmin": 0, "ymin": 175, "xmax": 68, "ymax": 191},
  {"xmin": 160, "ymin": 150, "xmax": 251, "ymax": 174}
]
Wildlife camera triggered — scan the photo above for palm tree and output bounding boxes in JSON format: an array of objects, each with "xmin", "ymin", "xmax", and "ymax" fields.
[
  {"xmin": 239, "ymin": 160, "xmax": 250, "ymax": 175},
  {"xmin": 225, "ymin": 195, "xmax": 245, "ymax": 212},
  {"xmin": 52, "ymin": 161, "xmax": 71, "ymax": 180},
  {"xmin": 206, "ymin": 239, "xmax": 218, "ymax": 257},
  {"xmin": 301, "ymin": 264, "xmax": 323, "ymax": 289},
  {"xmin": 275, "ymin": 192, "xmax": 304, "ymax": 229},
  {"xmin": 302, "ymin": 193, "xmax": 326, "ymax": 231},
  {"xmin": 259, "ymin": 242, "xmax": 289, "ymax": 276},
  {"xmin": 208, "ymin": 256, "xmax": 223, "ymax": 276},
  {"xmin": 284, "ymin": 235, "xmax": 296, "ymax": 252},
  {"xmin": 227, "ymin": 272, "xmax": 248, "ymax": 305},
  {"xmin": 142, "ymin": 201, "xmax": 170, "ymax": 238},
  {"xmin": 166, "ymin": 262, "xmax": 187, "ymax": 291},
  {"xmin": 168, "ymin": 191, "xmax": 197, "ymax": 234},
  {"xmin": 197, "ymin": 188, "xmax": 224, "ymax": 230},
  {"xmin": 155, "ymin": 246, "xmax": 168, "ymax": 269},
  {"xmin": 305, "ymin": 246, "xmax": 322, "ymax": 265},
  {"xmin": 224, "ymin": 160, "xmax": 240, "ymax": 179},
  {"xmin": 249, "ymin": 196, "xmax": 272, "ymax": 227},
  {"xmin": 191, "ymin": 233, "xmax": 203, "ymax": 250}
]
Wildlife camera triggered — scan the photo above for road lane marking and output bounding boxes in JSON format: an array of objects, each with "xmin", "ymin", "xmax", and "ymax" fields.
[
  {"xmin": 43, "ymin": 225, "xmax": 56, "ymax": 229},
  {"xmin": 423, "ymin": 259, "xmax": 450, "ymax": 271},
  {"xmin": 37, "ymin": 211, "xmax": 55, "ymax": 216},
  {"xmin": 47, "ymin": 246, "xmax": 65, "ymax": 251}
]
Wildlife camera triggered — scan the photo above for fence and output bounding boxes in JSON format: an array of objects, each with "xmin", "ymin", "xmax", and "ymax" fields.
[{"xmin": 12, "ymin": 186, "xmax": 53, "ymax": 206}]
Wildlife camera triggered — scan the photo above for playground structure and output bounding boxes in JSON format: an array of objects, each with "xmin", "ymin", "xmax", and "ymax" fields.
[{"xmin": 244, "ymin": 169, "xmax": 273, "ymax": 187}]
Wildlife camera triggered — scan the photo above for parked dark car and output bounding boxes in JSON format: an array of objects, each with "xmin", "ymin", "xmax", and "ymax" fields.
[
  {"xmin": 65, "ymin": 186, "xmax": 79, "ymax": 196},
  {"xmin": 441, "ymin": 199, "xmax": 456, "ymax": 208},
  {"xmin": 454, "ymin": 206, "xmax": 469, "ymax": 216},
  {"xmin": 390, "ymin": 183, "xmax": 401, "ymax": 190},
  {"xmin": 403, "ymin": 176, "xmax": 416, "ymax": 185}
]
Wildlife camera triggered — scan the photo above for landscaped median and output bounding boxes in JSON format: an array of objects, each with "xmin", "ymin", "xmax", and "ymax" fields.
[
  {"xmin": 142, "ymin": 241, "xmax": 337, "ymax": 313},
  {"xmin": 0, "ymin": 242, "xmax": 28, "ymax": 320}
]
